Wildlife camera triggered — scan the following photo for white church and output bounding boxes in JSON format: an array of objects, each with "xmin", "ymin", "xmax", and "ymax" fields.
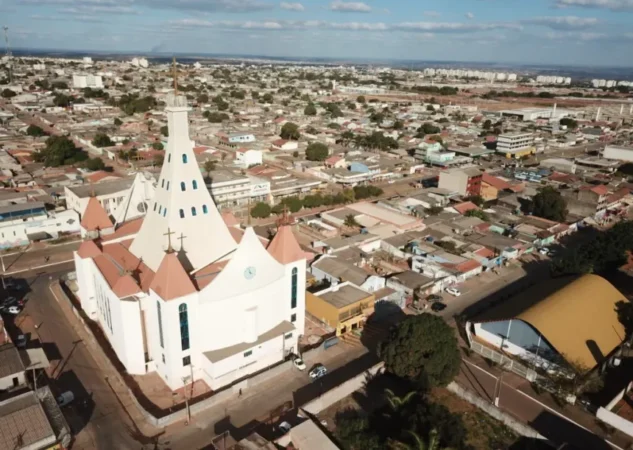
[{"xmin": 73, "ymin": 92, "xmax": 308, "ymax": 391}]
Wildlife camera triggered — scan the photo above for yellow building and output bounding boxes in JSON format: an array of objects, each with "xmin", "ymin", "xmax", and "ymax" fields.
[{"xmin": 306, "ymin": 282, "xmax": 375, "ymax": 336}]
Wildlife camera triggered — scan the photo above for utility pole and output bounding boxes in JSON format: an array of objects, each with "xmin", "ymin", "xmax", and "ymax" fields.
[{"xmin": 182, "ymin": 376, "xmax": 191, "ymax": 425}]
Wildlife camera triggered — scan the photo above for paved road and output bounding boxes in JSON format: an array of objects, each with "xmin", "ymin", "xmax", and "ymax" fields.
[{"xmin": 1, "ymin": 241, "xmax": 80, "ymax": 275}]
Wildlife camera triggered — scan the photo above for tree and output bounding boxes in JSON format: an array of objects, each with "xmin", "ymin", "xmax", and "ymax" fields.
[
  {"xmin": 160, "ymin": 125, "xmax": 169, "ymax": 137},
  {"xmin": 92, "ymin": 132, "xmax": 114, "ymax": 148},
  {"xmin": 26, "ymin": 125, "xmax": 46, "ymax": 137},
  {"xmin": 529, "ymin": 186, "xmax": 568, "ymax": 222},
  {"xmin": 560, "ymin": 117, "xmax": 578, "ymax": 129},
  {"xmin": 250, "ymin": 202, "xmax": 272, "ymax": 218},
  {"xmin": 1, "ymin": 88, "xmax": 16, "ymax": 98},
  {"xmin": 53, "ymin": 93, "xmax": 71, "ymax": 107},
  {"xmin": 204, "ymin": 160, "xmax": 216, "ymax": 173},
  {"xmin": 464, "ymin": 195, "xmax": 484, "ymax": 206},
  {"xmin": 357, "ymin": 95, "xmax": 366, "ymax": 104},
  {"xmin": 152, "ymin": 142, "xmax": 164, "ymax": 151},
  {"xmin": 344, "ymin": 214, "xmax": 360, "ymax": 228},
  {"xmin": 389, "ymin": 429, "xmax": 443, "ymax": 450},
  {"xmin": 197, "ymin": 93, "xmax": 209, "ymax": 104},
  {"xmin": 86, "ymin": 157, "xmax": 106, "ymax": 171},
  {"xmin": 378, "ymin": 314, "xmax": 461, "ymax": 388},
  {"xmin": 280, "ymin": 122, "xmax": 300, "ymax": 140},
  {"xmin": 153, "ymin": 153, "xmax": 164, "ymax": 166},
  {"xmin": 292, "ymin": 151, "xmax": 299, "ymax": 158},
  {"xmin": 304, "ymin": 103, "xmax": 317, "ymax": 116},
  {"xmin": 262, "ymin": 92, "xmax": 274, "ymax": 103},
  {"xmin": 281, "ymin": 196, "xmax": 303, "ymax": 213},
  {"xmin": 482, "ymin": 119, "xmax": 492, "ymax": 130},
  {"xmin": 465, "ymin": 209, "xmax": 489, "ymax": 221},
  {"xmin": 207, "ymin": 112, "xmax": 229, "ymax": 123},
  {"xmin": 306, "ymin": 142, "xmax": 329, "ymax": 161},
  {"xmin": 52, "ymin": 81, "xmax": 68, "ymax": 90},
  {"xmin": 34, "ymin": 135, "xmax": 87, "ymax": 167},
  {"xmin": 114, "ymin": 117, "xmax": 123, "ymax": 126},
  {"xmin": 425, "ymin": 206, "xmax": 444, "ymax": 216}
]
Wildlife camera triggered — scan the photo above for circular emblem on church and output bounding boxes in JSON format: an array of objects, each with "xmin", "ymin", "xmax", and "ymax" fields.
[{"xmin": 244, "ymin": 266, "xmax": 256, "ymax": 280}]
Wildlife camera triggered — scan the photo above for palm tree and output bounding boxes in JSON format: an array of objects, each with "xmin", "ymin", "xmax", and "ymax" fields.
[
  {"xmin": 344, "ymin": 214, "xmax": 360, "ymax": 228},
  {"xmin": 388, "ymin": 429, "xmax": 445, "ymax": 450},
  {"xmin": 384, "ymin": 389, "xmax": 417, "ymax": 413}
]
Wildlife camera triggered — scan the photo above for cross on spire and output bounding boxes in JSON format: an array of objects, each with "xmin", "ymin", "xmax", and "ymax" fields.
[
  {"xmin": 164, "ymin": 227, "xmax": 175, "ymax": 253},
  {"xmin": 278, "ymin": 205, "xmax": 291, "ymax": 226},
  {"xmin": 178, "ymin": 232, "xmax": 187, "ymax": 251}
]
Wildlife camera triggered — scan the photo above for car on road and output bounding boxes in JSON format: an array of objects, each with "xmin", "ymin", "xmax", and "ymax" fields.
[
  {"xmin": 278, "ymin": 421, "xmax": 292, "ymax": 434},
  {"xmin": 538, "ymin": 247, "xmax": 550, "ymax": 256},
  {"xmin": 57, "ymin": 391, "xmax": 74, "ymax": 407},
  {"xmin": 1, "ymin": 306, "xmax": 21, "ymax": 315},
  {"xmin": 431, "ymin": 302, "xmax": 447, "ymax": 312},
  {"xmin": 15, "ymin": 335, "xmax": 27, "ymax": 348},
  {"xmin": 445, "ymin": 287, "xmax": 461, "ymax": 297},
  {"xmin": 426, "ymin": 294, "xmax": 443, "ymax": 302},
  {"xmin": 293, "ymin": 357, "xmax": 306, "ymax": 371},
  {"xmin": 309, "ymin": 364, "xmax": 327, "ymax": 380}
]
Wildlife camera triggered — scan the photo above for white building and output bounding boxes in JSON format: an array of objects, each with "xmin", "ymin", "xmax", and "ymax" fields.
[
  {"xmin": 0, "ymin": 203, "xmax": 80, "ymax": 249},
  {"xmin": 72, "ymin": 74, "xmax": 104, "ymax": 89},
  {"xmin": 496, "ymin": 133, "xmax": 535, "ymax": 157},
  {"xmin": 73, "ymin": 92, "xmax": 307, "ymax": 391},
  {"xmin": 604, "ymin": 145, "xmax": 633, "ymax": 162},
  {"xmin": 235, "ymin": 149, "xmax": 262, "ymax": 168}
]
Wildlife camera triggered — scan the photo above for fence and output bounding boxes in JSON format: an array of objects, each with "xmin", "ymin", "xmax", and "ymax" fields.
[{"xmin": 470, "ymin": 341, "xmax": 539, "ymax": 382}]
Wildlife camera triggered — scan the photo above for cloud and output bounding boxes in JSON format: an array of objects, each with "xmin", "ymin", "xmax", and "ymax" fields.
[
  {"xmin": 423, "ymin": 11, "xmax": 441, "ymax": 17},
  {"xmin": 466, "ymin": 12, "xmax": 474, "ymax": 19},
  {"xmin": 60, "ymin": 5, "xmax": 137, "ymax": 14},
  {"xmin": 544, "ymin": 30, "xmax": 607, "ymax": 40},
  {"xmin": 329, "ymin": 1, "xmax": 372, "ymax": 12},
  {"xmin": 30, "ymin": 13, "xmax": 104, "ymax": 22},
  {"xmin": 138, "ymin": 0, "xmax": 274, "ymax": 13},
  {"xmin": 393, "ymin": 21, "xmax": 521, "ymax": 33},
  {"xmin": 553, "ymin": 0, "xmax": 633, "ymax": 11},
  {"xmin": 280, "ymin": 1, "xmax": 304, "ymax": 10},
  {"xmin": 523, "ymin": 15, "xmax": 599, "ymax": 29}
]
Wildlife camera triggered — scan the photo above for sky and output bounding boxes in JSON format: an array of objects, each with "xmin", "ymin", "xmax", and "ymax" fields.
[{"xmin": 2, "ymin": 0, "xmax": 633, "ymax": 66}]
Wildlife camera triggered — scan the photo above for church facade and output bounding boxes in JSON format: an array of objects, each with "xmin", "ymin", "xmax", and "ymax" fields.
[{"xmin": 73, "ymin": 92, "xmax": 307, "ymax": 391}]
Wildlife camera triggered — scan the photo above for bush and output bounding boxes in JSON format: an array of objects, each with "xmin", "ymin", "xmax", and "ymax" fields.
[
  {"xmin": 92, "ymin": 132, "xmax": 114, "ymax": 148},
  {"xmin": 250, "ymin": 202, "xmax": 272, "ymax": 218},
  {"xmin": 86, "ymin": 157, "xmax": 106, "ymax": 171},
  {"xmin": 26, "ymin": 125, "xmax": 46, "ymax": 137},
  {"xmin": 280, "ymin": 122, "xmax": 300, "ymax": 140},
  {"xmin": 304, "ymin": 103, "xmax": 317, "ymax": 116}
]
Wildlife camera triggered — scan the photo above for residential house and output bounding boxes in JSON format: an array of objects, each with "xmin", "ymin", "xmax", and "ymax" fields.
[
  {"xmin": 306, "ymin": 282, "xmax": 374, "ymax": 336},
  {"xmin": 438, "ymin": 167, "xmax": 482, "ymax": 197}
]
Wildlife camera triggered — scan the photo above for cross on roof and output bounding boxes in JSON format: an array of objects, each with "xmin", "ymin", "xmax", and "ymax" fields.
[
  {"xmin": 278, "ymin": 205, "xmax": 291, "ymax": 226},
  {"xmin": 178, "ymin": 232, "xmax": 187, "ymax": 250},
  {"xmin": 164, "ymin": 227, "xmax": 175, "ymax": 253}
]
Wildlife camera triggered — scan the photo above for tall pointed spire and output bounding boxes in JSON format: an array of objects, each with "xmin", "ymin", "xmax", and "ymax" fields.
[{"xmin": 129, "ymin": 91, "xmax": 237, "ymax": 272}]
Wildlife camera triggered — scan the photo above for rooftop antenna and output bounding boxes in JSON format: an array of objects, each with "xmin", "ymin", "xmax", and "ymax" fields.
[{"xmin": 3, "ymin": 26, "xmax": 12, "ymax": 84}]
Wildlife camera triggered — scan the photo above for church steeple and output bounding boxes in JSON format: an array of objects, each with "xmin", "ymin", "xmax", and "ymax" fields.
[{"xmin": 129, "ymin": 90, "xmax": 237, "ymax": 272}]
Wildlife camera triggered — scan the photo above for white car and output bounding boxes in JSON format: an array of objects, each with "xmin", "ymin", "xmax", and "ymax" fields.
[
  {"xmin": 309, "ymin": 364, "xmax": 327, "ymax": 380},
  {"xmin": 57, "ymin": 391, "xmax": 74, "ymax": 407},
  {"xmin": 445, "ymin": 287, "xmax": 461, "ymax": 297},
  {"xmin": 538, "ymin": 247, "xmax": 550, "ymax": 256},
  {"xmin": 15, "ymin": 335, "xmax": 27, "ymax": 348},
  {"xmin": 293, "ymin": 358, "xmax": 307, "ymax": 371},
  {"xmin": 4, "ymin": 306, "xmax": 21, "ymax": 315},
  {"xmin": 279, "ymin": 421, "xmax": 292, "ymax": 434}
]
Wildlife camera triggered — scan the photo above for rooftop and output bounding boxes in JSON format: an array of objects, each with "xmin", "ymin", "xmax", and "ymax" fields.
[
  {"xmin": 67, "ymin": 176, "xmax": 135, "ymax": 198},
  {"xmin": 0, "ymin": 391, "xmax": 56, "ymax": 450},
  {"xmin": 317, "ymin": 283, "xmax": 371, "ymax": 309}
]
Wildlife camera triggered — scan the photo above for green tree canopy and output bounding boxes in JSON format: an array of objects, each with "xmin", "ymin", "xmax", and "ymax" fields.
[
  {"xmin": 378, "ymin": 314, "xmax": 461, "ymax": 388},
  {"xmin": 207, "ymin": 112, "xmax": 229, "ymax": 123},
  {"xmin": 26, "ymin": 125, "xmax": 47, "ymax": 137},
  {"xmin": 261, "ymin": 92, "xmax": 274, "ymax": 103},
  {"xmin": 152, "ymin": 142, "xmax": 164, "ymax": 150},
  {"xmin": 482, "ymin": 119, "xmax": 492, "ymax": 130},
  {"xmin": 92, "ymin": 132, "xmax": 114, "ymax": 148},
  {"xmin": 560, "ymin": 117, "xmax": 578, "ymax": 129},
  {"xmin": 251, "ymin": 202, "xmax": 272, "ymax": 218},
  {"xmin": 114, "ymin": 117, "xmax": 123, "ymax": 126},
  {"xmin": 160, "ymin": 125, "xmax": 169, "ymax": 137},
  {"xmin": 304, "ymin": 103, "xmax": 317, "ymax": 116},
  {"xmin": 1, "ymin": 89, "xmax": 17, "ymax": 98},
  {"xmin": 306, "ymin": 142, "xmax": 329, "ymax": 161},
  {"xmin": 34, "ymin": 135, "xmax": 87, "ymax": 167},
  {"xmin": 357, "ymin": 95, "xmax": 366, "ymax": 103},
  {"xmin": 204, "ymin": 160, "xmax": 216, "ymax": 172},
  {"xmin": 280, "ymin": 122, "xmax": 300, "ymax": 140},
  {"xmin": 53, "ymin": 93, "xmax": 71, "ymax": 107},
  {"xmin": 528, "ymin": 186, "xmax": 568, "ymax": 222},
  {"xmin": 197, "ymin": 93, "xmax": 209, "ymax": 104},
  {"xmin": 86, "ymin": 157, "xmax": 106, "ymax": 171}
]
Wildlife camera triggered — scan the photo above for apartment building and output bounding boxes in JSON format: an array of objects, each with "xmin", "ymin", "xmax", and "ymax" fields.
[
  {"xmin": 438, "ymin": 167, "xmax": 482, "ymax": 197},
  {"xmin": 496, "ymin": 133, "xmax": 535, "ymax": 159}
]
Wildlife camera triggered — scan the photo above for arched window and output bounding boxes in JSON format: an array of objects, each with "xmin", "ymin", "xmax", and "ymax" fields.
[
  {"xmin": 291, "ymin": 267, "xmax": 298, "ymax": 309},
  {"xmin": 182, "ymin": 154, "xmax": 188, "ymax": 164},
  {"xmin": 168, "ymin": 154, "xmax": 171, "ymax": 163},
  {"xmin": 179, "ymin": 304, "xmax": 190, "ymax": 351},
  {"xmin": 157, "ymin": 301, "xmax": 164, "ymax": 348},
  {"xmin": 163, "ymin": 208, "xmax": 167, "ymax": 217},
  {"xmin": 166, "ymin": 181, "xmax": 170, "ymax": 190},
  {"xmin": 158, "ymin": 205, "xmax": 162, "ymax": 214},
  {"xmin": 179, "ymin": 209, "xmax": 184, "ymax": 218},
  {"xmin": 202, "ymin": 205, "xmax": 208, "ymax": 214},
  {"xmin": 161, "ymin": 179, "xmax": 165, "ymax": 188},
  {"xmin": 192, "ymin": 180, "xmax": 198, "ymax": 190},
  {"xmin": 191, "ymin": 207, "xmax": 197, "ymax": 216},
  {"xmin": 180, "ymin": 182, "xmax": 186, "ymax": 191},
  {"xmin": 153, "ymin": 202, "xmax": 157, "ymax": 212}
]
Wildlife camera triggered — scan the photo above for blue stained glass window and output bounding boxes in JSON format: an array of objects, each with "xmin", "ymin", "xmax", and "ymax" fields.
[{"xmin": 179, "ymin": 304, "xmax": 190, "ymax": 351}]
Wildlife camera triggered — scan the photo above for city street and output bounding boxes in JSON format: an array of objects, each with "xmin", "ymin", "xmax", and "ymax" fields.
[{"xmin": 1, "ymin": 240, "xmax": 80, "ymax": 275}]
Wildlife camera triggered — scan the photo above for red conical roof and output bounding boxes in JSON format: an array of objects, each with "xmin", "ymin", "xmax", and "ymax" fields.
[
  {"xmin": 149, "ymin": 252, "xmax": 197, "ymax": 301},
  {"xmin": 81, "ymin": 197, "xmax": 113, "ymax": 231},
  {"xmin": 267, "ymin": 225, "xmax": 307, "ymax": 265}
]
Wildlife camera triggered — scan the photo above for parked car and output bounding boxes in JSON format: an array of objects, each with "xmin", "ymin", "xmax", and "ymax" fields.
[
  {"xmin": 426, "ymin": 294, "xmax": 443, "ymax": 302},
  {"xmin": 1, "ymin": 296, "xmax": 17, "ymax": 306},
  {"xmin": 278, "ymin": 421, "xmax": 292, "ymax": 434},
  {"xmin": 293, "ymin": 357, "xmax": 306, "ymax": 371},
  {"xmin": 3, "ymin": 306, "xmax": 21, "ymax": 315},
  {"xmin": 57, "ymin": 391, "xmax": 75, "ymax": 407},
  {"xmin": 15, "ymin": 335, "xmax": 27, "ymax": 348},
  {"xmin": 309, "ymin": 364, "xmax": 327, "ymax": 380},
  {"xmin": 538, "ymin": 247, "xmax": 550, "ymax": 256},
  {"xmin": 445, "ymin": 287, "xmax": 461, "ymax": 297},
  {"xmin": 431, "ymin": 302, "xmax": 447, "ymax": 312}
]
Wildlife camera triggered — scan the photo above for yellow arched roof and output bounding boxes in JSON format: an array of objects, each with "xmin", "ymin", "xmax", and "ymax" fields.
[{"xmin": 517, "ymin": 274, "xmax": 627, "ymax": 371}]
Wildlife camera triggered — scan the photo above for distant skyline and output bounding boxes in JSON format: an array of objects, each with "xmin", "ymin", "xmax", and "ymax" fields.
[{"xmin": 2, "ymin": 0, "xmax": 633, "ymax": 67}]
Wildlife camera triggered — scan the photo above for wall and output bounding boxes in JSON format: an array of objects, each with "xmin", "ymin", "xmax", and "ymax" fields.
[
  {"xmin": 306, "ymin": 291, "xmax": 338, "ymax": 328},
  {"xmin": 446, "ymin": 382, "xmax": 547, "ymax": 440},
  {"xmin": 0, "ymin": 371, "xmax": 25, "ymax": 390},
  {"xmin": 302, "ymin": 362, "xmax": 384, "ymax": 414},
  {"xmin": 596, "ymin": 407, "xmax": 633, "ymax": 438}
]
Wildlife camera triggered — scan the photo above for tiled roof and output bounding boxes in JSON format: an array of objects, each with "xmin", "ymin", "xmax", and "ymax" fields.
[
  {"xmin": 453, "ymin": 201, "xmax": 478, "ymax": 215},
  {"xmin": 100, "ymin": 217, "xmax": 143, "ymax": 242},
  {"xmin": 150, "ymin": 252, "xmax": 197, "ymax": 301},
  {"xmin": 77, "ymin": 240, "xmax": 101, "ymax": 259},
  {"xmin": 267, "ymin": 225, "xmax": 308, "ymax": 264},
  {"xmin": 80, "ymin": 197, "xmax": 113, "ymax": 231},
  {"xmin": 482, "ymin": 173, "xmax": 511, "ymax": 191}
]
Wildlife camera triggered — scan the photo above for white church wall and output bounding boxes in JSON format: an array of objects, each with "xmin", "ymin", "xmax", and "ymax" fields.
[
  {"xmin": 120, "ymin": 301, "xmax": 146, "ymax": 375},
  {"xmin": 74, "ymin": 254, "xmax": 97, "ymax": 317}
]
